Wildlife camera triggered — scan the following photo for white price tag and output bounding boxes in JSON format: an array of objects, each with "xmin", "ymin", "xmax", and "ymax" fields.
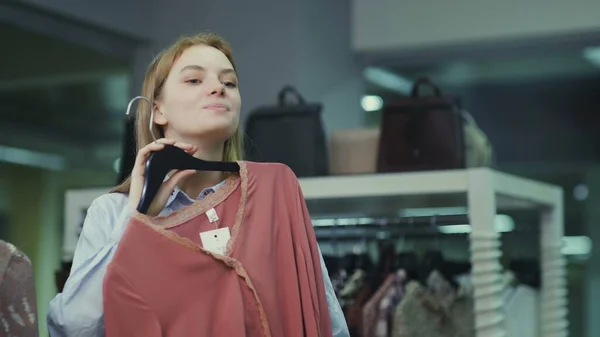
[
  {"xmin": 199, "ymin": 227, "xmax": 231, "ymax": 255},
  {"xmin": 206, "ymin": 208, "xmax": 219, "ymax": 223}
]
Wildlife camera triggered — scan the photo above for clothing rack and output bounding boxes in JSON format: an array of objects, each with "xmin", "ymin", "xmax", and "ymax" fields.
[{"xmin": 299, "ymin": 168, "xmax": 567, "ymax": 337}]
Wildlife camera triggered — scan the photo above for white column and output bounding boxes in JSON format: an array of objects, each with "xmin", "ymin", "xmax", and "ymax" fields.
[
  {"xmin": 584, "ymin": 168, "xmax": 600, "ymax": 337},
  {"xmin": 539, "ymin": 189, "xmax": 569, "ymax": 337},
  {"xmin": 467, "ymin": 168, "xmax": 506, "ymax": 337}
]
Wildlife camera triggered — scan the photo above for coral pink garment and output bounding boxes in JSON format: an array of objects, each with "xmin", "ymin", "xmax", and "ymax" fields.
[
  {"xmin": 361, "ymin": 274, "xmax": 395, "ymax": 337},
  {"xmin": 103, "ymin": 161, "xmax": 332, "ymax": 337}
]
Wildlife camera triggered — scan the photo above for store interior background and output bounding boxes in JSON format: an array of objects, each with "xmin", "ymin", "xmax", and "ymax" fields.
[{"xmin": 1, "ymin": 0, "xmax": 600, "ymax": 336}]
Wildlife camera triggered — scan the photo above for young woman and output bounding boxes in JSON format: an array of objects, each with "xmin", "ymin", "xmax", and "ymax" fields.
[{"xmin": 47, "ymin": 32, "xmax": 349, "ymax": 336}]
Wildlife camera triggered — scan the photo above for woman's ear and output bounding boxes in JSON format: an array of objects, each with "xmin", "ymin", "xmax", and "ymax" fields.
[{"xmin": 153, "ymin": 103, "xmax": 168, "ymax": 126}]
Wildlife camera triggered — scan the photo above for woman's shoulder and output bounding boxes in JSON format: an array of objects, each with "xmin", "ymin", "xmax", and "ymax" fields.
[
  {"xmin": 86, "ymin": 192, "xmax": 130, "ymax": 221},
  {"xmin": 78, "ymin": 192, "xmax": 132, "ymax": 241},
  {"xmin": 243, "ymin": 161, "xmax": 298, "ymax": 180}
]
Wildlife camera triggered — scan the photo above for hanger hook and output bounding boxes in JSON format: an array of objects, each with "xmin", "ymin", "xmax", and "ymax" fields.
[{"xmin": 126, "ymin": 96, "xmax": 157, "ymax": 142}]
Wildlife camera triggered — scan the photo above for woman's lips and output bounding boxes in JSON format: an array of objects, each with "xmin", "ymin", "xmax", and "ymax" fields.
[{"xmin": 204, "ymin": 104, "xmax": 229, "ymax": 111}]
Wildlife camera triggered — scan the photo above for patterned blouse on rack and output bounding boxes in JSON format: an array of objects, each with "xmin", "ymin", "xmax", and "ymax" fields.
[{"xmin": 0, "ymin": 240, "xmax": 38, "ymax": 337}]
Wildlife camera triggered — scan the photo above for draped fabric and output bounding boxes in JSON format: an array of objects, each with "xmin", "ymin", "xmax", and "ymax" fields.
[{"xmin": 103, "ymin": 161, "xmax": 333, "ymax": 336}]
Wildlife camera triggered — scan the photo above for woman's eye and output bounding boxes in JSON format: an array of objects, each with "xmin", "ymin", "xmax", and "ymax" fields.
[
  {"xmin": 224, "ymin": 81, "xmax": 237, "ymax": 88},
  {"xmin": 186, "ymin": 79, "xmax": 201, "ymax": 84}
]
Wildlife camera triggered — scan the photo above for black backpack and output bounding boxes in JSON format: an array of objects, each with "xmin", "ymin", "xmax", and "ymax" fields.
[{"xmin": 244, "ymin": 86, "xmax": 328, "ymax": 177}]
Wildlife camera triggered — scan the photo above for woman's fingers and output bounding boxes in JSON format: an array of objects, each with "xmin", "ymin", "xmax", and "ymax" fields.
[
  {"xmin": 132, "ymin": 139, "xmax": 170, "ymax": 175},
  {"xmin": 147, "ymin": 169, "xmax": 196, "ymax": 215},
  {"xmin": 172, "ymin": 141, "xmax": 196, "ymax": 152},
  {"xmin": 164, "ymin": 169, "xmax": 197, "ymax": 192},
  {"xmin": 132, "ymin": 139, "xmax": 197, "ymax": 176},
  {"xmin": 129, "ymin": 138, "xmax": 198, "ymax": 215}
]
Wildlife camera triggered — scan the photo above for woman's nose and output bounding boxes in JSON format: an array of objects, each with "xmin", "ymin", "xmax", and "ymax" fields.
[{"xmin": 207, "ymin": 78, "xmax": 225, "ymax": 96}]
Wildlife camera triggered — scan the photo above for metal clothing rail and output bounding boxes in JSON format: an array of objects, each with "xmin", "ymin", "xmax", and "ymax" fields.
[
  {"xmin": 313, "ymin": 214, "xmax": 470, "ymax": 240},
  {"xmin": 313, "ymin": 214, "xmax": 470, "ymax": 227}
]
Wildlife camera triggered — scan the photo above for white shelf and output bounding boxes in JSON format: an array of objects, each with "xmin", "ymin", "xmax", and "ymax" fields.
[
  {"xmin": 299, "ymin": 168, "xmax": 562, "ymax": 218},
  {"xmin": 299, "ymin": 167, "xmax": 560, "ymax": 206},
  {"xmin": 300, "ymin": 168, "xmax": 470, "ymax": 199}
]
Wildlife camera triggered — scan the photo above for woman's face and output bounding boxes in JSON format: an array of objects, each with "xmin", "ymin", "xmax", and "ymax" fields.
[{"xmin": 154, "ymin": 45, "xmax": 241, "ymax": 144}]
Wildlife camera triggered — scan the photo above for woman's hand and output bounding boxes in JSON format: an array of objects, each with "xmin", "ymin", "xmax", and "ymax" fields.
[{"xmin": 129, "ymin": 138, "xmax": 198, "ymax": 216}]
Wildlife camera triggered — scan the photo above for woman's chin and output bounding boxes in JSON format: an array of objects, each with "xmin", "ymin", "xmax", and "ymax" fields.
[{"xmin": 186, "ymin": 124, "xmax": 237, "ymax": 141}]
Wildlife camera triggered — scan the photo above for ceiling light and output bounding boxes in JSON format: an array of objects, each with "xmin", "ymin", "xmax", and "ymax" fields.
[
  {"xmin": 562, "ymin": 236, "xmax": 592, "ymax": 256},
  {"xmin": 582, "ymin": 47, "xmax": 600, "ymax": 67},
  {"xmin": 363, "ymin": 67, "xmax": 413, "ymax": 94},
  {"xmin": 0, "ymin": 145, "xmax": 65, "ymax": 170},
  {"xmin": 113, "ymin": 157, "xmax": 121, "ymax": 173},
  {"xmin": 438, "ymin": 214, "xmax": 515, "ymax": 234},
  {"xmin": 573, "ymin": 183, "xmax": 589, "ymax": 201},
  {"xmin": 361, "ymin": 95, "xmax": 383, "ymax": 112}
]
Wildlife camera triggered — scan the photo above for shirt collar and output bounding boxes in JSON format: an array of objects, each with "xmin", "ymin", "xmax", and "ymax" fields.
[{"xmin": 164, "ymin": 178, "xmax": 226, "ymax": 208}]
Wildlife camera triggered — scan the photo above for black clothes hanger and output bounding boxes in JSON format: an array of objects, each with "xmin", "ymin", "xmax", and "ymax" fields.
[
  {"xmin": 377, "ymin": 240, "xmax": 396, "ymax": 274},
  {"xmin": 420, "ymin": 250, "xmax": 461, "ymax": 289},
  {"xmin": 126, "ymin": 96, "xmax": 240, "ymax": 214},
  {"xmin": 342, "ymin": 253, "xmax": 374, "ymax": 275},
  {"xmin": 396, "ymin": 252, "xmax": 420, "ymax": 281},
  {"xmin": 138, "ymin": 145, "xmax": 239, "ymax": 214},
  {"xmin": 373, "ymin": 240, "xmax": 397, "ymax": 289},
  {"xmin": 116, "ymin": 118, "xmax": 136, "ymax": 185},
  {"xmin": 509, "ymin": 259, "xmax": 541, "ymax": 289}
]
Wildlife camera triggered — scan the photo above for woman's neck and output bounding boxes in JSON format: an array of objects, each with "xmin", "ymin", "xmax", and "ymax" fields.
[
  {"xmin": 176, "ymin": 138, "xmax": 226, "ymax": 198},
  {"xmin": 179, "ymin": 171, "xmax": 224, "ymax": 199}
]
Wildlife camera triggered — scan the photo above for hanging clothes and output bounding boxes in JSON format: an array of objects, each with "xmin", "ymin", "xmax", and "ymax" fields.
[
  {"xmin": 344, "ymin": 278, "xmax": 374, "ymax": 337},
  {"xmin": 503, "ymin": 285, "xmax": 539, "ymax": 337},
  {"xmin": 340, "ymin": 269, "xmax": 368, "ymax": 300},
  {"xmin": 103, "ymin": 162, "xmax": 333, "ymax": 337},
  {"xmin": 393, "ymin": 282, "xmax": 449, "ymax": 337},
  {"xmin": 362, "ymin": 274, "xmax": 396, "ymax": 337},
  {"xmin": 374, "ymin": 271, "xmax": 406, "ymax": 337},
  {"xmin": 392, "ymin": 272, "xmax": 475, "ymax": 337},
  {"xmin": 427, "ymin": 271, "xmax": 475, "ymax": 337}
]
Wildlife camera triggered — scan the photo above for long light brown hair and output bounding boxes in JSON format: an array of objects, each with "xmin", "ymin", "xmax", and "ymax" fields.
[{"xmin": 112, "ymin": 32, "xmax": 244, "ymax": 194}]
